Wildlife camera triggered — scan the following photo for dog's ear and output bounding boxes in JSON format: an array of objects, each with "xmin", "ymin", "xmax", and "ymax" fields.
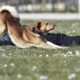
[{"xmin": 34, "ymin": 21, "xmax": 41, "ymax": 30}]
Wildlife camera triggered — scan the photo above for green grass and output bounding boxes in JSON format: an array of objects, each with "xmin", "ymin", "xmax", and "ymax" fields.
[{"xmin": 0, "ymin": 20, "xmax": 80, "ymax": 80}]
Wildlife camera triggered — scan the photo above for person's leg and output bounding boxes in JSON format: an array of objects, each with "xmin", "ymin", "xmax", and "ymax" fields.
[
  {"xmin": 0, "ymin": 31, "xmax": 14, "ymax": 46},
  {"xmin": 43, "ymin": 33, "xmax": 72, "ymax": 46}
]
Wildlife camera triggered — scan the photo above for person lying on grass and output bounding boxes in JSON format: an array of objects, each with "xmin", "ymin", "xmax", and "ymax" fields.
[
  {"xmin": 0, "ymin": 6, "xmax": 67, "ymax": 49},
  {"xmin": 0, "ymin": 6, "xmax": 80, "ymax": 47}
]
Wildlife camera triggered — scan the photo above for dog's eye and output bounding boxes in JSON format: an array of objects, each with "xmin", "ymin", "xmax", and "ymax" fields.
[{"xmin": 46, "ymin": 23, "xmax": 48, "ymax": 26}]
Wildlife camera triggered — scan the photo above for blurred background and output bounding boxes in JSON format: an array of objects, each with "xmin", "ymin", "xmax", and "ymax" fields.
[{"xmin": 0, "ymin": 0, "xmax": 79, "ymax": 20}]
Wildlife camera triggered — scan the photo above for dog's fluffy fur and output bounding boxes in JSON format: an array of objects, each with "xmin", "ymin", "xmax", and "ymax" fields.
[
  {"xmin": 0, "ymin": 6, "xmax": 68, "ymax": 49},
  {"xmin": 0, "ymin": 6, "xmax": 19, "ymax": 35},
  {"xmin": 0, "ymin": 6, "xmax": 19, "ymax": 18}
]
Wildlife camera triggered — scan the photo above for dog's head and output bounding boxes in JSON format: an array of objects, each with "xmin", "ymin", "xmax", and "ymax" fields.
[{"xmin": 33, "ymin": 21, "xmax": 56, "ymax": 34}]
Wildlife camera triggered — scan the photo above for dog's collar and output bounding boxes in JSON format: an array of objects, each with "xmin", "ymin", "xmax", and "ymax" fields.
[
  {"xmin": 32, "ymin": 27, "xmax": 40, "ymax": 33},
  {"xmin": 32, "ymin": 27, "xmax": 44, "ymax": 35},
  {"xmin": 32, "ymin": 27, "xmax": 48, "ymax": 36}
]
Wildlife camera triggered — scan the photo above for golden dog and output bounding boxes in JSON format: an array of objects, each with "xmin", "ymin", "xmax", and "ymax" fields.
[{"xmin": 0, "ymin": 6, "xmax": 68, "ymax": 49}]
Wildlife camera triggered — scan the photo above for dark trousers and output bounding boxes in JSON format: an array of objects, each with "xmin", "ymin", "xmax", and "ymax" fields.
[
  {"xmin": 43, "ymin": 33, "xmax": 80, "ymax": 46},
  {"xmin": 0, "ymin": 31, "xmax": 14, "ymax": 46}
]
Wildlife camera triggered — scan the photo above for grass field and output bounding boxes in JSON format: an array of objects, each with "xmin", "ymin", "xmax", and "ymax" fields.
[{"xmin": 0, "ymin": 20, "xmax": 80, "ymax": 80}]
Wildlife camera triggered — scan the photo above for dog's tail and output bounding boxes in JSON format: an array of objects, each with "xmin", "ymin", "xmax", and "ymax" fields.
[
  {"xmin": 0, "ymin": 5, "xmax": 19, "ymax": 18},
  {"xmin": 34, "ymin": 41, "xmax": 68, "ymax": 49}
]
